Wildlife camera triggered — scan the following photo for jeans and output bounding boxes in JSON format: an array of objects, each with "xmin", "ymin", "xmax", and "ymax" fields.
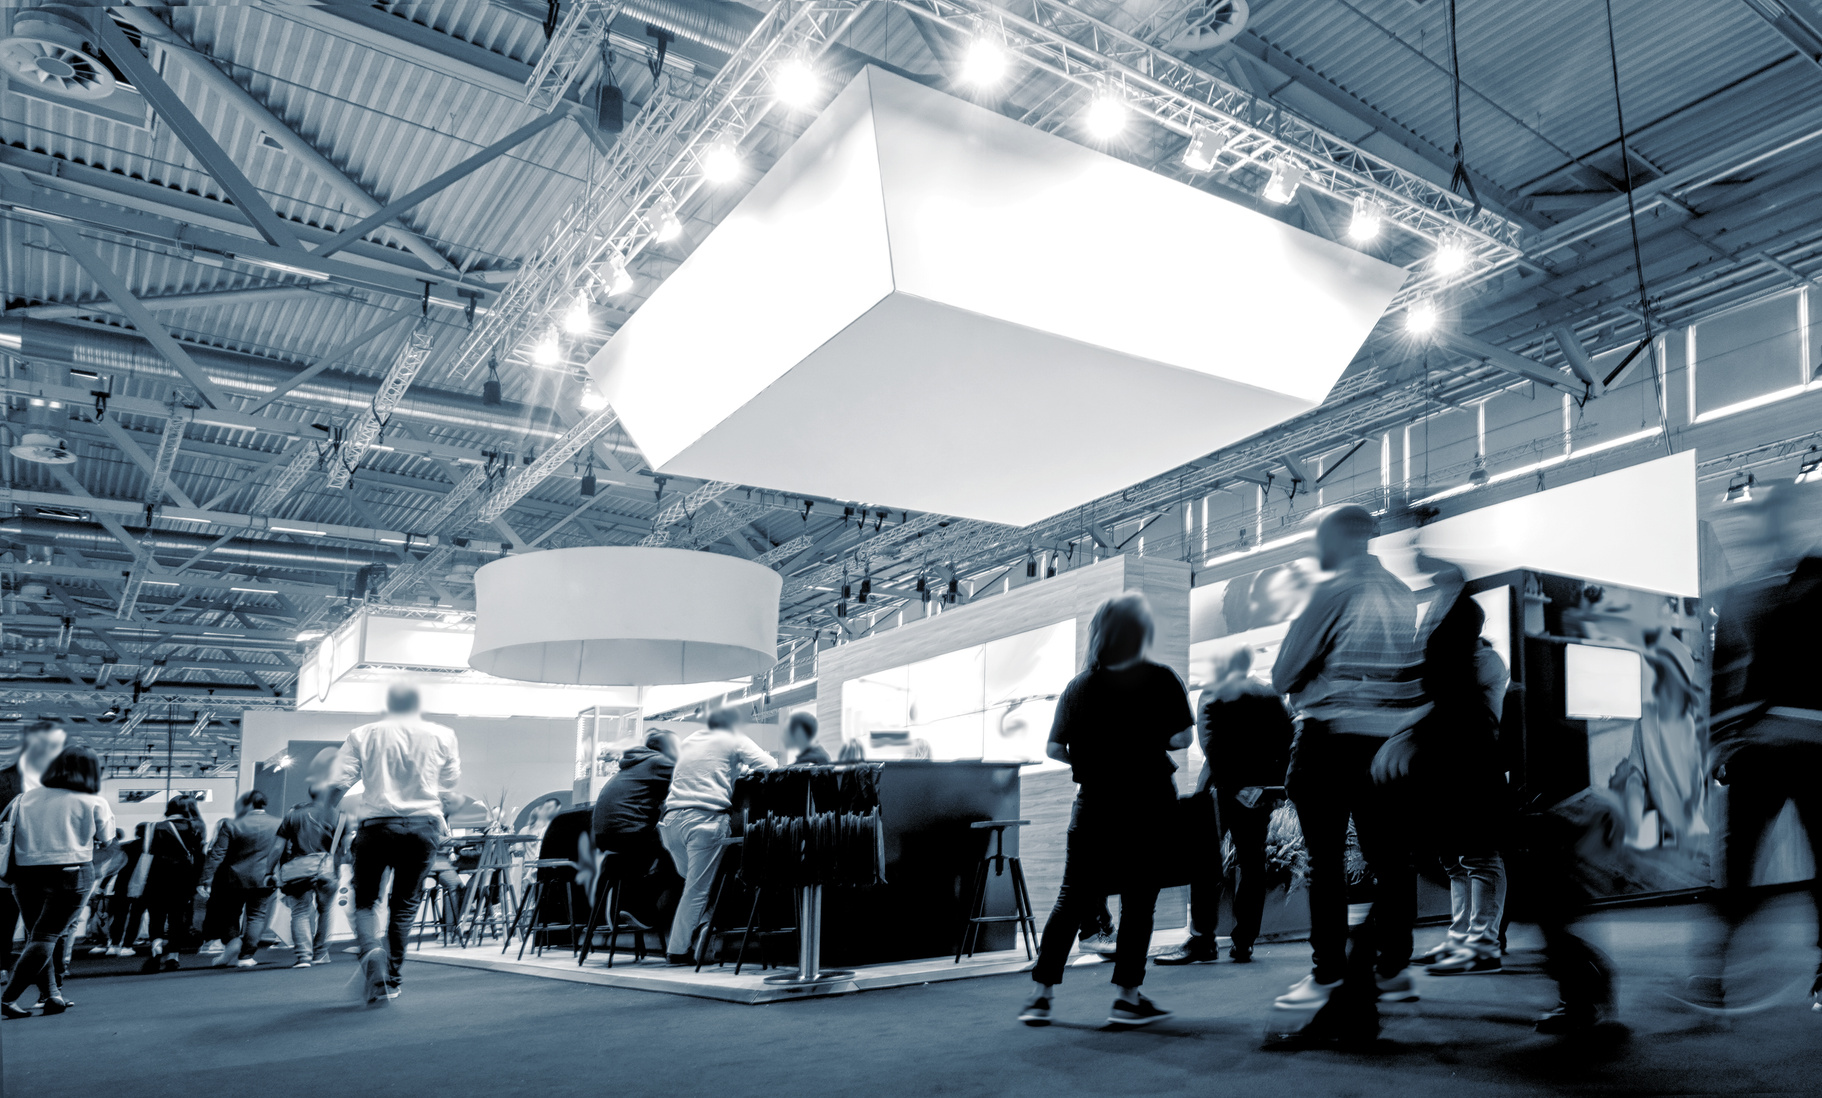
[
  {"xmin": 283, "ymin": 878, "xmax": 339, "ymax": 962},
  {"xmin": 1032, "ymin": 794, "xmax": 1166, "ymax": 990},
  {"xmin": 1439, "ymin": 853, "xmax": 1507, "ymax": 955},
  {"xmin": 351, "ymin": 816, "xmax": 440, "ymax": 985},
  {"xmin": 433, "ymin": 869, "xmax": 466, "ymax": 938},
  {"xmin": 600, "ymin": 833, "xmax": 681, "ymax": 936},
  {"xmin": 658, "ymin": 808, "xmax": 728, "ymax": 955},
  {"xmin": 1286, "ymin": 723, "xmax": 1415, "ymax": 983},
  {"xmin": 205, "ymin": 884, "xmax": 276, "ymax": 959},
  {"xmin": 4, "ymin": 862, "xmax": 93, "ymax": 1004},
  {"xmin": 1188, "ymin": 790, "xmax": 1271, "ymax": 951}
]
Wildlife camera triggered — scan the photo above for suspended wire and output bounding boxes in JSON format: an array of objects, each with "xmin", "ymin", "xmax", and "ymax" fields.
[
  {"xmin": 1443, "ymin": 0, "xmax": 1481, "ymax": 213},
  {"xmin": 1601, "ymin": 0, "xmax": 1674, "ymax": 454}
]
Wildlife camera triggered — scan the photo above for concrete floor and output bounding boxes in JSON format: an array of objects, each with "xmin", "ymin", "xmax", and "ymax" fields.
[{"xmin": 5, "ymin": 898, "xmax": 1818, "ymax": 1098}]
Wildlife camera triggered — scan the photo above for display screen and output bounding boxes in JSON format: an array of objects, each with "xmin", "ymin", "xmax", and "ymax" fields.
[
  {"xmin": 1563, "ymin": 643, "xmax": 1643, "ymax": 720},
  {"xmin": 841, "ymin": 620, "xmax": 1076, "ymax": 765}
]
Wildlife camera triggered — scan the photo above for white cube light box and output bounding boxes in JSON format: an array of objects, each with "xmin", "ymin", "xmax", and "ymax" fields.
[{"xmin": 590, "ymin": 67, "xmax": 1407, "ymax": 526}]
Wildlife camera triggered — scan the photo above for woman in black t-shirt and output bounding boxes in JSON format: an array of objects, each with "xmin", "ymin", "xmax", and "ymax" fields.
[{"xmin": 1018, "ymin": 593, "xmax": 1194, "ymax": 1029}]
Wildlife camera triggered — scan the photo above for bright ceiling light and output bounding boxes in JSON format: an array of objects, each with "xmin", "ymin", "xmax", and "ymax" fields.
[
  {"xmin": 1798, "ymin": 447, "xmax": 1822, "ymax": 484},
  {"xmin": 1347, "ymin": 197, "xmax": 1384, "ymax": 242},
  {"xmin": 702, "ymin": 142, "xmax": 742, "ymax": 183},
  {"xmin": 579, "ymin": 382, "xmax": 609, "ymax": 412},
  {"xmin": 1406, "ymin": 300, "xmax": 1438, "ymax": 334},
  {"xmin": 563, "ymin": 291, "xmax": 593, "ymax": 335},
  {"xmin": 653, "ymin": 198, "xmax": 682, "ymax": 243},
  {"xmin": 960, "ymin": 38, "xmax": 1008, "ymax": 86},
  {"xmin": 1433, "ymin": 231, "xmax": 1470, "ymax": 275},
  {"xmin": 1181, "ymin": 126, "xmax": 1225, "ymax": 172},
  {"xmin": 1083, "ymin": 92, "xmax": 1128, "ymax": 138},
  {"xmin": 602, "ymin": 251, "xmax": 634, "ymax": 297},
  {"xmin": 1724, "ymin": 471, "xmax": 1755, "ymax": 503},
  {"xmin": 1261, "ymin": 160, "xmax": 1305, "ymax": 204},
  {"xmin": 775, "ymin": 58, "xmax": 820, "ymax": 107},
  {"xmin": 533, "ymin": 329, "xmax": 561, "ymax": 366}
]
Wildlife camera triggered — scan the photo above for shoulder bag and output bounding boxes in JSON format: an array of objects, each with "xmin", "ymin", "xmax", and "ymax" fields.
[
  {"xmin": 277, "ymin": 812, "xmax": 346, "ymax": 887},
  {"xmin": 0, "ymin": 799, "xmax": 16, "ymax": 886}
]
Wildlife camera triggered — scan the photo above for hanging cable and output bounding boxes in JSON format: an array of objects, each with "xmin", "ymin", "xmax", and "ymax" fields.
[
  {"xmin": 1601, "ymin": 0, "xmax": 1673, "ymax": 454},
  {"xmin": 1444, "ymin": 0, "xmax": 1480, "ymax": 214}
]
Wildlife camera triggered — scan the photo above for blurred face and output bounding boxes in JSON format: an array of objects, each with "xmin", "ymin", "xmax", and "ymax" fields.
[
  {"xmin": 787, "ymin": 724, "xmax": 812, "ymax": 750},
  {"xmin": 21, "ymin": 726, "xmax": 65, "ymax": 770}
]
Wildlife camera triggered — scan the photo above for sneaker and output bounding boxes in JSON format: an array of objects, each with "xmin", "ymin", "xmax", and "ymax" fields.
[
  {"xmin": 210, "ymin": 939, "xmax": 239, "ymax": 967},
  {"xmin": 1376, "ymin": 969, "xmax": 1420, "ymax": 1002},
  {"xmin": 1018, "ymin": 990, "xmax": 1052, "ymax": 1026},
  {"xmin": 160, "ymin": 955, "xmax": 181, "ymax": 972},
  {"xmin": 384, "ymin": 983, "xmax": 402, "ymax": 1001},
  {"xmin": 1229, "ymin": 945, "xmax": 1254, "ymax": 964},
  {"xmin": 1153, "ymin": 939, "xmax": 1219, "ymax": 966},
  {"xmin": 235, "ymin": 957, "xmax": 259, "ymax": 969},
  {"xmin": 1427, "ymin": 949, "xmax": 1501, "ymax": 976},
  {"xmin": 359, "ymin": 948, "xmax": 389, "ymax": 1007},
  {"xmin": 293, "ymin": 960, "xmax": 314, "ymax": 969},
  {"xmin": 1535, "ymin": 1001, "xmax": 1599, "ymax": 1034},
  {"xmin": 199, "ymin": 940, "xmax": 224, "ymax": 956},
  {"xmin": 86, "ymin": 944, "xmax": 112, "ymax": 957},
  {"xmin": 312, "ymin": 953, "xmax": 331, "ymax": 966},
  {"xmin": 1411, "ymin": 941, "xmax": 1456, "ymax": 966},
  {"xmin": 665, "ymin": 953, "xmax": 695, "ymax": 966},
  {"xmin": 1274, "ymin": 974, "xmax": 1342, "ymax": 1010},
  {"xmin": 1078, "ymin": 932, "xmax": 1119, "ymax": 956},
  {"xmin": 1108, "ymin": 994, "xmax": 1172, "ymax": 1027}
]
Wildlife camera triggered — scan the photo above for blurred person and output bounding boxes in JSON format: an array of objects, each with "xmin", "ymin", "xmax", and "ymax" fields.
[
  {"xmin": 1020, "ymin": 594, "xmax": 1192, "ymax": 1029},
  {"xmin": 1156, "ymin": 646, "xmax": 1293, "ymax": 966},
  {"xmin": 322, "ymin": 683, "xmax": 461, "ymax": 1005},
  {"xmin": 1270, "ymin": 505, "xmax": 1426, "ymax": 1023},
  {"xmin": 0, "ymin": 719, "xmax": 67, "ymax": 979},
  {"xmin": 785, "ymin": 713, "xmax": 830, "ymax": 767},
  {"xmin": 96, "ymin": 822, "xmax": 148, "ymax": 957},
  {"xmin": 197, "ymin": 790, "xmax": 283, "ymax": 969},
  {"xmin": 1, "ymin": 747, "xmax": 109, "ymax": 1017},
  {"xmin": 836, "ymin": 739, "xmax": 867, "ymax": 763},
  {"xmin": 592, "ymin": 731, "xmax": 680, "ymax": 941},
  {"xmin": 1691, "ymin": 484, "xmax": 1822, "ymax": 1013},
  {"xmin": 139, "ymin": 796, "xmax": 206, "ymax": 973},
  {"xmin": 276, "ymin": 782, "xmax": 352, "ymax": 968},
  {"xmin": 658, "ymin": 708, "xmax": 776, "ymax": 964}
]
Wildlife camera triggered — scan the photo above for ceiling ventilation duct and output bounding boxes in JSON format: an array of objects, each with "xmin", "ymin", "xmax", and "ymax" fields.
[
  {"xmin": 8, "ymin": 432, "xmax": 77, "ymax": 465},
  {"xmin": 1163, "ymin": 0, "xmax": 1248, "ymax": 53},
  {"xmin": 0, "ymin": 5, "xmax": 116, "ymax": 101}
]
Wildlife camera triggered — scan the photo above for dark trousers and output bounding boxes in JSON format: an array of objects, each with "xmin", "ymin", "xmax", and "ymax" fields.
[
  {"xmin": 145, "ymin": 881, "xmax": 194, "ymax": 952},
  {"xmin": 0, "ymin": 885, "xmax": 18, "ymax": 971},
  {"xmin": 1188, "ymin": 790, "xmax": 1271, "ymax": 950},
  {"xmin": 352, "ymin": 816, "xmax": 440, "ymax": 985},
  {"xmin": 204, "ymin": 883, "xmax": 276, "ymax": 958},
  {"xmin": 1033, "ymin": 795, "xmax": 1165, "ymax": 989},
  {"xmin": 599, "ymin": 833, "xmax": 682, "ymax": 935},
  {"xmin": 1711, "ymin": 737, "xmax": 1822, "ymax": 970},
  {"xmin": 107, "ymin": 885, "xmax": 148, "ymax": 949},
  {"xmin": 3, "ymin": 863, "xmax": 92, "ymax": 1004},
  {"xmin": 1507, "ymin": 808, "xmax": 1614, "ymax": 1011},
  {"xmin": 1287, "ymin": 724, "xmax": 1415, "ymax": 984}
]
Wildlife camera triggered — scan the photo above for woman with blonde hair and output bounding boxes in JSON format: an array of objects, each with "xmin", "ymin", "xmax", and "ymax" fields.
[{"xmin": 1018, "ymin": 593, "xmax": 1194, "ymax": 1028}]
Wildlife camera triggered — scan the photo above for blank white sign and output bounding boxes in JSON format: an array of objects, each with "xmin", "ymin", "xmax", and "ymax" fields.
[{"xmin": 1563, "ymin": 643, "xmax": 1643, "ymax": 721}]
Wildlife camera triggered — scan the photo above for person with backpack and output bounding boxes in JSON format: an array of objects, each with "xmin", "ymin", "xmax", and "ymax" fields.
[
  {"xmin": 140, "ymin": 796, "xmax": 207, "ymax": 973},
  {"xmin": 276, "ymin": 782, "xmax": 352, "ymax": 968}
]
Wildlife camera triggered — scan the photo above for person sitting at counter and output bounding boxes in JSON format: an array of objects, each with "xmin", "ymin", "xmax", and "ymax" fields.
[
  {"xmin": 658, "ymin": 709, "xmax": 778, "ymax": 964},
  {"xmin": 785, "ymin": 714, "xmax": 830, "ymax": 767},
  {"xmin": 592, "ymin": 731, "xmax": 682, "ymax": 939}
]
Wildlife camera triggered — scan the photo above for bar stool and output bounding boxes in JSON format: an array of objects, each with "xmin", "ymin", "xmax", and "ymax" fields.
[
  {"xmin": 695, "ymin": 837, "xmax": 792, "ymax": 975},
  {"xmin": 410, "ymin": 875, "xmax": 457, "ymax": 951},
  {"xmin": 578, "ymin": 852, "xmax": 648, "ymax": 968},
  {"xmin": 956, "ymin": 819, "xmax": 1037, "ymax": 962},
  {"xmin": 504, "ymin": 859, "xmax": 583, "ymax": 960}
]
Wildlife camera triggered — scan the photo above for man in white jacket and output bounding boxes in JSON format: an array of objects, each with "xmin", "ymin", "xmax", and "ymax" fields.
[{"xmin": 657, "ymin": 708, "xmax": 776, "ymax": 963}]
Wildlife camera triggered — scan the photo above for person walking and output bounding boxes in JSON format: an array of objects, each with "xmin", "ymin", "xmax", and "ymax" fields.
[
  {"xmin": 140, "ymin": 796, "xmax": 206, "ymax": 973},
  {"xmin": 1019, "ymin": 593, "xmax": 1193, "ymax": 1029},
  {"xmin": 322, "ymin": 684, "xmax": 461, "ymax": 1005},
  {"xmin": 1, "ymin": 746, "xmax": 111, "ymax": 1017},
  {"xmin": 197, "ymin": 790, "xmax": 283, "ymax": 968},
  {"xmin": 1155, "ymin": 646, "xmax": 1293, "ymax": 966},
  {"xmin": 276, "ymin": 782, "xmax": 351, "ymax": 968},
  {"xmin": 1269, "ymin": 505, "xmax": 1427, "ymax": 1022},
  {"xmin": 0, "ymin": 719, "xmax": 67, "ymax": 981},
  {"xmin": 657, "ymin": 708, "xmax": 776, "ymax": 964}
]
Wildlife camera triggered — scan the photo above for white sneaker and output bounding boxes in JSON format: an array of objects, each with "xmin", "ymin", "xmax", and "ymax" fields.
[
  {"xmin": 199, "ymin": 940, "xmax": 225, "ymax": 956},
  {"xmin": 293, "ymin": 960, "xmax": 314, "ymax": 969},
  {"xmin": 87, "ymin": 944, "xmax": 111, "ymax": 957},
  {"xmin": 235, "ymin": 957, "xmax": 259, "ymax": 969},
  {"xmin": 360, "ymin": 948, "xmax": 390, "ymax": 1007},
  {"xmin": 1274, "ymin": 974, "xmax": 1342, "ymax": 1010},
  {"xmin": 209, "ymin": 939, "xmax": 239, "ymax": 966},
  {"xmin": 1078, "ymin": 932, "xmax": 1119, "ymax": 956},
  {"xmin": 1376, "ymin": 968, "xmax": 1420, "ymax": 1002}
]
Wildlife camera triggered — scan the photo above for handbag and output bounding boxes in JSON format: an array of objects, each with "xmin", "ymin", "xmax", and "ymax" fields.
[
  {"xmin": 0, "ymin": 799, "xmax": 16, "ymax": 886},
  {"xmin": 278, "ymin": 812, "xmax": 345, "ymax": 887}
]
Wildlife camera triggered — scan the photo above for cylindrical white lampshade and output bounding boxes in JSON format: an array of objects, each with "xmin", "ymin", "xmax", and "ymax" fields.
[{"xmin": 470, "ymin": 547, "xmax": 781, "ymax": 685}]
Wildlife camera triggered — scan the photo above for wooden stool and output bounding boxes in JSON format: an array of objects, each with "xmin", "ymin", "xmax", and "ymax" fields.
[{"xmin": 956, "ymin": 819, "xmax": 1037, "ymax": 962}]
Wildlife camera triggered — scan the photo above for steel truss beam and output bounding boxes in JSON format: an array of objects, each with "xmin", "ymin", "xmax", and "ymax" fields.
[
  {"xmin": 524, "ymin": 0, "xmax": 623, "ymax": 110},
  {"xmin": 640, "ymin": 480, "xmax": 737, "ymax": 545},
  {"xmin": 326, "ymin": 316, "xmax": 437, "ymax": 488}
]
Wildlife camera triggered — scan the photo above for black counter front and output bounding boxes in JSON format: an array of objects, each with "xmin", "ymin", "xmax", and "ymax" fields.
[{"xmin": 735, "ymin": 760, "xmax": 1025, "ymax": 968}]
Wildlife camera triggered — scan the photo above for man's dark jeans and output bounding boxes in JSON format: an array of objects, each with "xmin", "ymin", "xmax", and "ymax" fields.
[
  {"xmin": 1185, "ymin": 790, "xmax": 1272, "ymax": 951},
  {"xmin": 1033, "ymin": 794, "xmax": 1165, "ymax": 990},
  {"xmin": 1286, "ymin": 722, "xmax": 1415, "ymax": 984},
  {"xmin": 352, "ymin": 816, "xmax": 440, "ymax": 985}
]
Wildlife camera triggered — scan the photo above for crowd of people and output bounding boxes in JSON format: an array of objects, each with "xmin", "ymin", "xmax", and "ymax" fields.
[{"xmin": 1017, "ymin": 496, "xmax": 1822, "ymax": 1042}]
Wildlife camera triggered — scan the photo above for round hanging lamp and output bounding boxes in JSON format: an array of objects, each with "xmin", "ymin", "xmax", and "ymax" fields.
[{"xmin": 470, "ymin": 546, "xmax": 780, "ymax": 685}]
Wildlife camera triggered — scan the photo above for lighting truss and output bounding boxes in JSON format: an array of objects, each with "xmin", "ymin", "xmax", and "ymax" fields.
[
  {"xmin": 893, "ymin": 0, "xmax": 1527, "ymax": 303},
  {"xmin": 640, "ymin": 480, "xmax": 738, "ymax": 545},
  {"xmin": 673, "ymin": 500, "xmax": 771, "ymax": 550},
  {"xmin": 143, "ymin": 403, "xmax": 189, "ymax": 507},
  {"xmin": 327, "ymin": 316, "xmax": 437, "ymax": 489},
  {"xmin": 753, "ymin": 534, "xmax": 814, "ymax": 568},
  {"xmin": 376, "ymin": 542, "xmax": 454, "ymax": 603},
  {"xmin": 523, "ymin": 0, "xmax": 624, "ymax": 112},
  {"xmin": 417, "ymin": 463, "xmax": 493, "ymax": 536},
  {"xmin": 187, "ymin": 710, "xmax": 214, "ymax": 739},
  {"xmin": 118, "ymin": 707, "xmax": 150, "ymax": 738},
  {"xmin": 473, "ymin": 408, "xmax": 623, "ymax": 528},
  {"xmin": 116, "ymin": 533, "xmax": 160, "ymax": 620},
  {"xmin": 251, "ymin": 441, "xmax": 321, "ymax": 515},
  {"xmin": 450, "ymin": 0, "xmax": 867, "ymax": 391}
]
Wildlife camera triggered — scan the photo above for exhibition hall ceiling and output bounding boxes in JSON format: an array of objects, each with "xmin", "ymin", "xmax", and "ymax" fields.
[{"xmin": 1, "ymin": 0, "xmax": 1820, "ymax": 762}]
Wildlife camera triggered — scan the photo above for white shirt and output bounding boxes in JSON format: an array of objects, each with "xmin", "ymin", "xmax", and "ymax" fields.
[
  {"xmin": 11, "ymin": 787, "xmax": 113, "ymax": 865},
  {"xmin": 662, "ymin": 729, "xmax": 778, "ymax": 814},
  {"xmin": 330, "ymin": 715, "xmax": 461, "ymax": 820}
]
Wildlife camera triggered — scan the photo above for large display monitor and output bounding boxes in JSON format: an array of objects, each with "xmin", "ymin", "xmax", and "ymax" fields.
[{"xmin": 1563, "ymin": 643, "xmax": 1644, "ymax": 721}]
